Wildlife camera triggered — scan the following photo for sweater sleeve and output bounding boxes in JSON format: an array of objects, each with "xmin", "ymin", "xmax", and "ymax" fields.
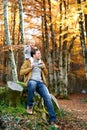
[
  {"xmin": 41, "ymin": 61, "xmax": 48, "ymax": 75},
  {"xmin": 20, "ymin": 60, "xmax": 32, "ymax": 76}
]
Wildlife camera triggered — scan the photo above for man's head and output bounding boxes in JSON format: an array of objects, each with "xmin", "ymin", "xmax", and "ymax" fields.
[{"xmin": 31, "ymin": 49, "xmax": 41, "ymax": 60}]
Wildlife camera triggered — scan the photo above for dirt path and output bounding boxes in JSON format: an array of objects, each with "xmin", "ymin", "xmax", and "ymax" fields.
[{"xmin": 58, "ymin": 93, "xmax": 87, "ymax": 122}]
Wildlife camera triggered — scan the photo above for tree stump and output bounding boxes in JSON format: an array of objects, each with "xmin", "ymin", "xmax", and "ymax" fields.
[{"xmin": 7, "ymin": 81, "xmax": 23, "ymax": 107}]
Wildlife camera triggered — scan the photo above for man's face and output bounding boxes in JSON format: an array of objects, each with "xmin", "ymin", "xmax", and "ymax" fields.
[{"xmin": 34, "ymin": 50, "xmax": 41, "ymax": 60}]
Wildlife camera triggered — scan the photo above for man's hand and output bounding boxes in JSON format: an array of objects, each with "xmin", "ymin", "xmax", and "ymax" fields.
[{"xmin": 38, "ymin": 63, "xmax": 45, "ymax": 69}]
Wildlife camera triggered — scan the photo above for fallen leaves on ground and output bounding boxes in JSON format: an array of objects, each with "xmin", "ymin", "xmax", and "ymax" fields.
[{"xmin": 0, "ymin": 93, "xmax": 87, "ymax": 130}]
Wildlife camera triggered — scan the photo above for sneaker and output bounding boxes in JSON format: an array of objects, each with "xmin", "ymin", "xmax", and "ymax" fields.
[
  {"xmin": 27, "ymin": 106, "xmax": 33, "ymax": 115},
  {"xmin": 50, "ymin": 121, "xmax": 59, "ymax": 129}
]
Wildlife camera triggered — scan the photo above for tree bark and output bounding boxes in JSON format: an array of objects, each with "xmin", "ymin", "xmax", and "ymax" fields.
[
  {"xmin": 77, "ymin": 0, "xmax": 87, "ymax": 79},
  {"xmin": 48, "ymin": 0, "xmax": 58, "ymax": 92},
  {"xmin": 18, "ymin": 0, "xmax": 25, "ymax": 59},
  {"xmin": 3, "ymin": 0, "xmax": 18, "ymax": 82}
]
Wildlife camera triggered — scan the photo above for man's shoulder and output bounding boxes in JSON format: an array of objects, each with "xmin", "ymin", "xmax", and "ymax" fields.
[
  {"xmin": 23, "ymin": 59, "xmax": 31, "ymax": 65},
  {"xmin": 25, "ymin": 59, "xmax": 31, "ymax": 62}
]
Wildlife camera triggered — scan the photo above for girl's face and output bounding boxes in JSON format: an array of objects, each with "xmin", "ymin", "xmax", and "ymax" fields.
[{"xmin": 30, "ymin": 42, "xmax": 35, "ymax": 49}]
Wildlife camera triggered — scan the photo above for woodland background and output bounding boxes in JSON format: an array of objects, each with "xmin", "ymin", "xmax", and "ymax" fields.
[{"xmin": 0, "ymin": 0, "xmax": 87, "ymax": 97}]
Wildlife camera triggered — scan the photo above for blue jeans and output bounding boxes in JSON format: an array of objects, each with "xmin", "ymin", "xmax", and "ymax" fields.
[{"xmin": 27, "ymin": 80, "xmax": 56, "ymax": 123}]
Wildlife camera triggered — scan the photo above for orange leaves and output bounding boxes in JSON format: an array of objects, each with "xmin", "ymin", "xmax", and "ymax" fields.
[
  {"xmin": 51, "ymin": 0, "xmax": 58, "ymax": 6},
  {"xmin": 83, "ymin": 8, "xmax": 87, "ymax": 14},
  {"xmin": 0, "ymin": 44, "xmax": 23, "ymax": 54}
]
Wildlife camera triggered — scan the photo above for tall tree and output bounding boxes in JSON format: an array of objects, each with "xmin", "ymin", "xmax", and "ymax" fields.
[
  {"xmin": 48, "ymin": 0, "xmax": 58, "ymax": 92},
  {"xmin": 62, "ymin": 0, "xmax": 68, "ymax": 96},
  {"xmin": 58, "ymin": 0, "xmax": 64, "ymax": 96},
  {"xmin": 84, "ymin": 0, "xmax": 87, "ymax": 37},
  {"xmin": 3, "ymin": 0, "xmax": 18, "ymax": 82},
  {"xmin": 77, "ymin": 0, "xmax": 87, "ymax": 79},
  {"xmin": 18, "ymin": 0, "xmax": 25, "ymax": 58},
  {"xmin": 41, "ymin": 0, "xmax": 54, "ymax": 87}
]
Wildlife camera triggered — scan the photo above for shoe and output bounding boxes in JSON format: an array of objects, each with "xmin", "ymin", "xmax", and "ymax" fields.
[
  {"xmin": 27, "ymin": 107, "xmax": 33, "ymax": 115},
  {"xmin": 50, "ymin": 121, "xmax": 59, "ymax": 129}
]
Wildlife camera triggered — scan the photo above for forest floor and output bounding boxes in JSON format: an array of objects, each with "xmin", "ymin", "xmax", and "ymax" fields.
[
  {"xmin": 0, "ymin": 93, "xmax": 87, "ymax": 130},
  {"xmin": 58, "ymin": 93, "xmax": 87, "ymax": 122},
  {"xmin": 57, "ymin": 93, "xmax": 87, "ymax": 130}
]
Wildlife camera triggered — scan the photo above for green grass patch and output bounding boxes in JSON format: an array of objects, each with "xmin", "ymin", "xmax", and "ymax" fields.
[{"xmin": 80, "ymin": 98, "xmax": 87, "ymax": 103}]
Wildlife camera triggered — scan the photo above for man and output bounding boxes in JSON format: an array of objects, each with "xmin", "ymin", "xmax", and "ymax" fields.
[{"xmin": 20, "ymin": 49, "xmax": 57, "ymax": 126}]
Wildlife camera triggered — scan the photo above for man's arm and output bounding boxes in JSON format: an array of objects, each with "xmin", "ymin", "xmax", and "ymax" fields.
[
  {"xmin": 20, "ymin": 60, "xmax": 32, "ymax": 76},
  {"xmin": 42, "ymin": 65, "xmax": 48, "ymax": 75},
  {"xmin": 39, "ymin": 61, "xmax": 48, "ymax": 75}
]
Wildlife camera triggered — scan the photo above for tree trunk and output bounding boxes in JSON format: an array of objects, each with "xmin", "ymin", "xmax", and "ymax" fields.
[
  {"xmin": 77, "ymin": 0, "xmax": 87, "ymax": 79},
  {"xmin": 62, "ymin": 26, "xmax": 68, "ymax": 96},
  {"xmin": 3, "ymin": 0, "xmax": 18, "ymax": 82},
  {"xmin": 84, "ymin": 14, "xmax": 87, "ymax": 37},
  {"xmin": 41, "ymin": 0, "xmax": 53, "ymax": 88},
  {"xmin": 68, "ymin": 37, "xmax": 75, "ymax": 72},
  {"xmin": 11, "ymin": 2, "xmax": 16, "ymax": 45},
  {"xmin": 58, "ymin": 0, "xmax": 69, "ymax": 97},
  {"xmin": 58, "ymin": 0, "xmax": 64, "ymax": 97},
  {"xmin": 48, "ymin": 0, "xmax": 58, "ymax": 92},
  {"xmin": 18, "ymin": 0, "xmax": 25, "ymax": 59}
]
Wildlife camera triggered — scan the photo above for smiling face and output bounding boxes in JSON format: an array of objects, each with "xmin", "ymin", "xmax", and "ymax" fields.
[
  {"xmin": 34, "ymin": 50, "xmax": 41, "ymax": 60},
  {"xmin": 30, "ymin": 42, "xmax": 35, "ymax": 49}
]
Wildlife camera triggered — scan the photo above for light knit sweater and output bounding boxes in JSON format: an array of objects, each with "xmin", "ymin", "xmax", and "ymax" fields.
[{"xmin": 30, "ymin": 59, "xmax": 43, "ymax": 82}]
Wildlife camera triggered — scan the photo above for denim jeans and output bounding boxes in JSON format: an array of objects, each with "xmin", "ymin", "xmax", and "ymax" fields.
[{"xmin": 27, "ymin": 80, "xmax": 56, "ymax": 123}]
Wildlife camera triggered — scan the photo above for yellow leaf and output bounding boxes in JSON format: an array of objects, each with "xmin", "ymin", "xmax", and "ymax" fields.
[
  {"xmin": 51, "ymin": 0, "xmax": 57, "ymax": 5},
  {"xmin": 83, "ymin": 8, "xmax": 87, "ymax": 14}
]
